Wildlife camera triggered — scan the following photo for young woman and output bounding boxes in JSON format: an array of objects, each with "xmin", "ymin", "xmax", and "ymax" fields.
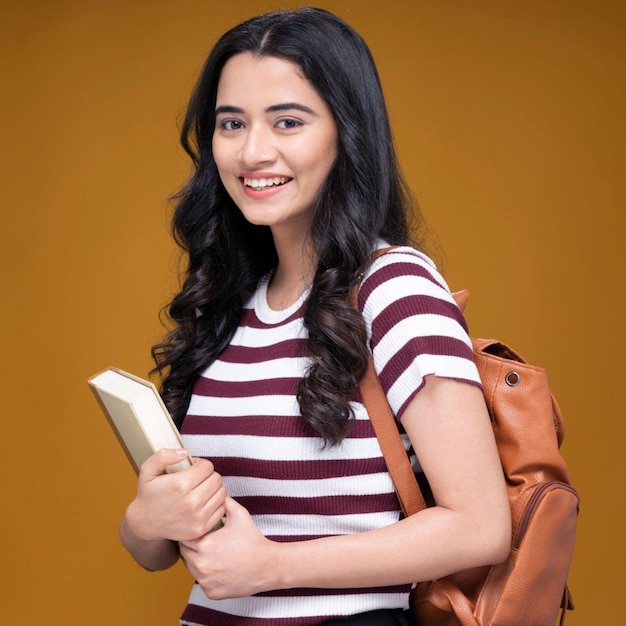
[{"xmin": 119, "ymin": 8, "xmax": 511, "ymax": 626}]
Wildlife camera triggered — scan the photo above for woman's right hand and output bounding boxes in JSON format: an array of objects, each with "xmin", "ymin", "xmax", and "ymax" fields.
[{"xmin": 124, "ymin": 448, "xmax": 227, "ymax": 544}]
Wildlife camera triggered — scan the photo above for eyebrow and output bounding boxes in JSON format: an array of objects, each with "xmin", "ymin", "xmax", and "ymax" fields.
[{"xmin": 214, "ymin": 102, "xmax": 317, "ymax": 116}]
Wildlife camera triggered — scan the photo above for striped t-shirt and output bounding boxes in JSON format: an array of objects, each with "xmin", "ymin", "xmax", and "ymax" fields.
[{"xmin": 180, "ymin": 246, "xmax": 480, "ymax": 626}]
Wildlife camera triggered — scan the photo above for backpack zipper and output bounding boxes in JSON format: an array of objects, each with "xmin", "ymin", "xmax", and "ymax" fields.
[{"xmin": 513, "ymin": 481, "xmax": 579, "ymax": 549}]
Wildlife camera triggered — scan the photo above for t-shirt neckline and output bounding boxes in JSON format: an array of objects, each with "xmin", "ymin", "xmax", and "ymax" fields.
[{"xmin": 253, "ymin": 274, "xmax": 311, "ymax": 325}]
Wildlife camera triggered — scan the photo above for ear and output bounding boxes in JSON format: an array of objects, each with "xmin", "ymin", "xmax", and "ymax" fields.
[{"xmin": 452, "ymin": 289, "xmax": 469, "ymax": 313}]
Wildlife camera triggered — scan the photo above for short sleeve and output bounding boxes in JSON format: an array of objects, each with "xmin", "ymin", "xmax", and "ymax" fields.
[{"xmin": 358, "ymin": 246, "xmax": 481, "ymax": 419}]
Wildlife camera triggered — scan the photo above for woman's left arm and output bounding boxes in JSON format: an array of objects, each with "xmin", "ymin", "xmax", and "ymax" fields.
[{"xmin": 179, "ymin": 376, "xmax": 511, "ymax": 599}]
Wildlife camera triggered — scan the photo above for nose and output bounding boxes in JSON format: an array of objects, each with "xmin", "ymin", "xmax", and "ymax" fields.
[{"xmin": 241, "ymin": 124, "xmax": 276, "ymax": 167}]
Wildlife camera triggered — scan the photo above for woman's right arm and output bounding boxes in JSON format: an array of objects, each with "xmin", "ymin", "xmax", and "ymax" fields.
[{"xmin": 119, "ymin": 448, "xmax": 227, "ymax": 572}]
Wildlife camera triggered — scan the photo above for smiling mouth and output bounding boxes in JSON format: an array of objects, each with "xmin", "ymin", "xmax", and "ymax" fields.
[{"xmin": 242, "ymin": 176, "xmax": 291, "ymax": 189}]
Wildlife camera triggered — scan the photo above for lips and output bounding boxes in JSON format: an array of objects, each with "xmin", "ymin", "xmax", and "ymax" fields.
[{"xmin": 242, "ymin": 176, "xmax": 291, "ymax": 189}]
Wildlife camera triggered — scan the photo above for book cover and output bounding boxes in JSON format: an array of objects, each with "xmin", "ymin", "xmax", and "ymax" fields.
[{"xmin": 88, "ymin": 367, "xmax": 193, "ymax": 474}]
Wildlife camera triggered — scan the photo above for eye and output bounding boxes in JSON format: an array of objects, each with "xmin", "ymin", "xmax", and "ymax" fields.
[
  {"xmin": 276, "ymin": 118, "xmax": 302, "ymax": 130},
  {"xmin": 219, "ymin": 119, "xmax": 244, "ymax": 131}
]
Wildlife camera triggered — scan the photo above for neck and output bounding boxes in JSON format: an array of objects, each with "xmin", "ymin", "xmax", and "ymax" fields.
[{"xmin": 267, "ymin": 232, "xmax": 317, "ymax": 311}]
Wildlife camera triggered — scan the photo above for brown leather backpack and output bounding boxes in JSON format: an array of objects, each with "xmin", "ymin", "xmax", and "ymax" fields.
[{"xmin": 358, "ymin": 287, "xmax": 579, "ymax": 626}]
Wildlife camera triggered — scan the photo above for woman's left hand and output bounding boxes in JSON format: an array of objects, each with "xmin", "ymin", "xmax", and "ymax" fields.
[{"xmin": 179, "ymin": 496, "xmax": 280, "ymax": 600}]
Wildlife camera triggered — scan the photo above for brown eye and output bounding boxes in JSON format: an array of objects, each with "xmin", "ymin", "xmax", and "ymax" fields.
[
  {"xmin": 276, "ymin": 118, "xmax": 302, "ymax": 130},
  {"xmin": 221, "ymin": 119, "xmax": 244, "ymax": 131}
]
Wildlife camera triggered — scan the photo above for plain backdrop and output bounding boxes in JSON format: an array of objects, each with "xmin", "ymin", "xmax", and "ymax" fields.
[{"xmin": 1, "ymin": 0, "xmax": 624, "ymax": 624}]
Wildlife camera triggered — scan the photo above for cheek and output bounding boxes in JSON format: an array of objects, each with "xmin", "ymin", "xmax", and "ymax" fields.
[
  {"xmin": 213, "ymin": 147, "xmax": 233, "ymax": 195},
  {"xmin": 320, "ymin": 130, "xmax": 339, "ymax": 173},
  {"xmin": 211, "ymin": 141, "xmax": 235, "ymax": 192},
  {"xmin": 212, "ymin": 137, "xmax": 225, "ymax": 172},
  {"xmin": 298, "ymin": 134, "xmax": 338, "ymax": 184},
  {"xmin": 316, "ymin": 142, "xmax": 338, "ymax": 183}
]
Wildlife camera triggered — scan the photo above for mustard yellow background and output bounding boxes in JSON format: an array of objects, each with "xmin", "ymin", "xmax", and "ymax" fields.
[{"xmin": 1, "ymin": 0, "xmax": 624, "ymax": 623}]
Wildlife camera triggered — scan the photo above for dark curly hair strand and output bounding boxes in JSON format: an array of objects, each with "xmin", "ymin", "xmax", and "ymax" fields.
[{"xmin": 151, "ymin": 7, "xmax": 428, "ymax": 445}]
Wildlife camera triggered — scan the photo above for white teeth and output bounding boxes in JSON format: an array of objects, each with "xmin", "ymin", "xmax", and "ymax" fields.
[{"xmin": 243, "ymin": 176, "xmax": 289, "ymax": 189}]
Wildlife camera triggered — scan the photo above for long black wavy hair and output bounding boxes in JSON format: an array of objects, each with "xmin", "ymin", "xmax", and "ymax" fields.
[{"xmin": 152, "ymin": 7, "xmax": 428, "ymax": 445}]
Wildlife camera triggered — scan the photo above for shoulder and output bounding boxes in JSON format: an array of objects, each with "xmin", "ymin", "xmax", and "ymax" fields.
[
  {"xmin": 358, "ymin": 245, "xmax": 459, "ymax": 321},
  {"xmin": 357, "ymin": 245, "xmax": 480, "ymax": 418}
]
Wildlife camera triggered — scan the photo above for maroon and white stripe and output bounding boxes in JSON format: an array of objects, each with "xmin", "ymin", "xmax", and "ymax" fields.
[{"xmin": 180, "ymin": 245, "xmax": 480, "ymax": 625}]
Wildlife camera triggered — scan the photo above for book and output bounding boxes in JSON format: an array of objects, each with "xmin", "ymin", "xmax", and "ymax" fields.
[{"xmin": 88, "ymin": 367, "xmax": 193, "ymax": 474}]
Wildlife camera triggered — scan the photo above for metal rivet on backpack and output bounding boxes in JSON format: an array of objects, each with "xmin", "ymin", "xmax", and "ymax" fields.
[{"xmin": 505, "ymin": 371, "xmax": 521, "ymax": 387}]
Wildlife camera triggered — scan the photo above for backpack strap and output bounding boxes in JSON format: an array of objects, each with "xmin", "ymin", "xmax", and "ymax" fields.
[
  {"xmin": 359, "ymin": 352, "xmax": 427, "ymax": 516},
  {"xmin": 353, "ymin": 245, "xmax": 426, "ymax": 516},
  {"xmin": 354, "ymin": 246, "xmax": 472, "ymax": 516}
]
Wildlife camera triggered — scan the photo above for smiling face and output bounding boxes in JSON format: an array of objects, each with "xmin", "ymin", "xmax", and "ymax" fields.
[{"xmin": 212, "ymin": 53, "xmax": 339, "ymax": 241}]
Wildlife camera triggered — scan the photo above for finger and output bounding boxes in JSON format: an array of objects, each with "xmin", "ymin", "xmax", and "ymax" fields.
[
  {"xmin": 174, "ymin": 459, "xmax": 219, "ymax": 494},
  {"xmin": 189, "ymin": 457, "xmax": 216, "ymax": 478},
  {"xmin": 186, "ymin": 482, "xmax": 227, "ymax": 535},
  {"xmin": 139, "ymin": 448, "xmax": 190, "ymax": 479},
  {"xmin": 206, "ymin": 491, "xmax": 228, "ymax": 532},
  {"xmin": 192, "ymin": 467, "xmax": 224, "ymax": 502},
  {"xmin": 222, "ymin": 496, "xmax": 246, "ymax": 521},
  {"xmin": 179, "ymin": 539, "xmax": 199, "ymax": 553}
]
